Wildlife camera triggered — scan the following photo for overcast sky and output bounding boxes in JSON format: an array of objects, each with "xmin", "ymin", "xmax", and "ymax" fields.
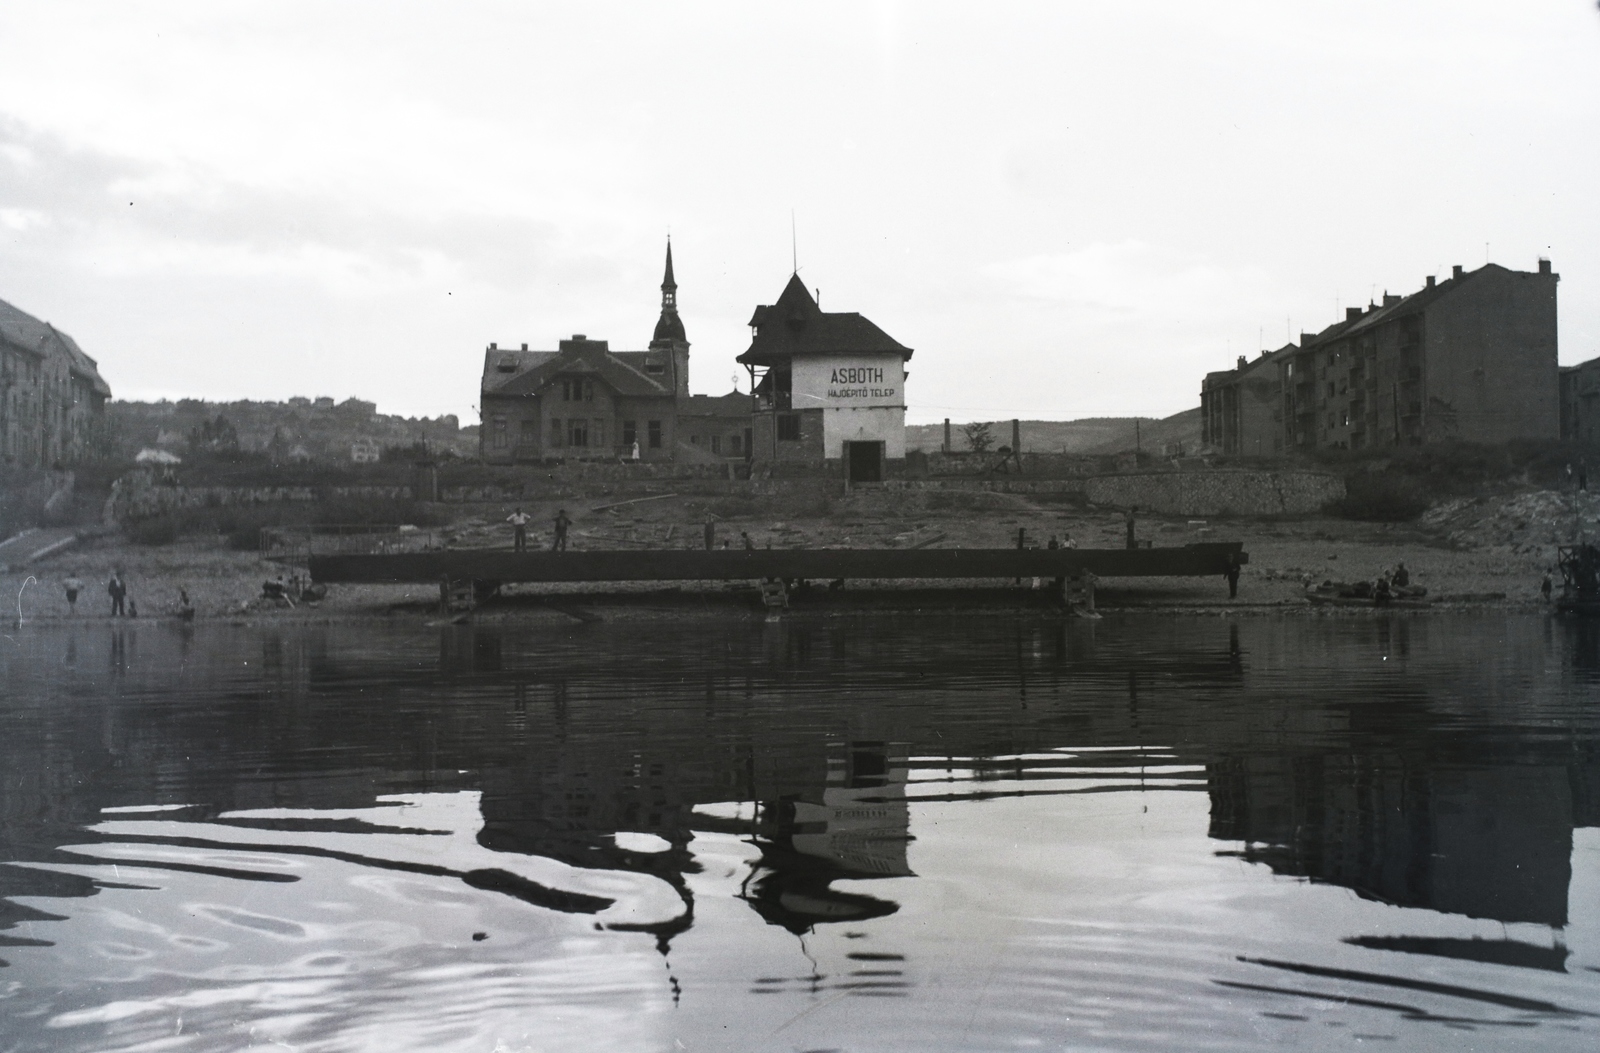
[{"xmin": 1, "ymin": 1, "xmax": 1596, "ymax": 425}]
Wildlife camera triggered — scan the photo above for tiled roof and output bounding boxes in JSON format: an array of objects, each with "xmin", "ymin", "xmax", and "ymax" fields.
[
  {"xmin": 738, "ymin": 274, "xmax": 912, "ymax": 366},
  {"xmin": 50, "ymin": 327, "xmax": 113, "ymax": 397},
  {"xmin": 482, "ymin": 341, "xmax": 673, "ymax": 399},
  {"xmin": 0, "ymin": 297, "xmax": 51, "ymax": 357},
  {"xmin": 678, "ymin": 390, "xmax": 751, "ymax": 418},
  {"xmin": 0, "ymin": 296, "xmax": 112, "ymax": 396},
  {"xmin": 1301, "ymin": 264, "xmax": 1514, "ymax": 349},
  {"xmin": 480, "ymin": 349, "xmax": 559, "ymax": 393}
]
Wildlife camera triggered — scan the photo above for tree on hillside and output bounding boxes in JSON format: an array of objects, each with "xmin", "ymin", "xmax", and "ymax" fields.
[
  {"xmin": 962, "ymin": 421, "xmax": 995, "ymax": 454},
  {"xmin": 188, "ymin": 414, "xmax": 239, "ymax": 453}
]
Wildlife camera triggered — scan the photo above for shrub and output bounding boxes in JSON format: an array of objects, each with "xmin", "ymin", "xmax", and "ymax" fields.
[
  {"xmin": 1324, "ymin": 472, "xmax": 1432, "ymax": 522},
  {"xmin": 126, "ymin": 516, "xmax": 181, "ymax": 545}
]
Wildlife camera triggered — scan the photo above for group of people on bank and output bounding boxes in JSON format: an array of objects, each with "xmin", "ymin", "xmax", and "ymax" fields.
[
  {"xmin": 505, "ymin": 508, "xmax": 572, "ymax": 551},
  {"xmin": 57, "ymin": 569, "xmax": 192, "ymax": 620}
]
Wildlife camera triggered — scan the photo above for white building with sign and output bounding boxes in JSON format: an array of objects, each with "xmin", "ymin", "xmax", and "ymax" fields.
[{"xmin": 739, "ymin": 274, "xmax": 912, "ymax": 482}]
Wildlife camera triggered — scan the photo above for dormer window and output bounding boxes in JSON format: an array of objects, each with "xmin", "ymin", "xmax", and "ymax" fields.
[
  {"xmin": 496, "ymin": 357, "xmax": 517, "ymax": 373},
  {"xmin": 646, "ymin": 362, "xmax": 665, "ymax": 376}
]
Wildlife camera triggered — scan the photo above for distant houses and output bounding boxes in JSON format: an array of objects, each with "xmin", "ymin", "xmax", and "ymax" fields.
[
  {"xmin": 0, "ymin": 296, "xmax": 112, "ymax": 467},
  {"xmin": 1202, "ymin": 260, "xmax": 1561, "ymax": 455}
]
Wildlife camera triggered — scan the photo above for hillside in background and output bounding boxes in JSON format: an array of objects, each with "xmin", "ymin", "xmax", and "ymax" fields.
[
  {"xmin": 908, "ymin": 407, "xmax": 1202, "ymax": 456},
  {"xmin": 108, "ymin": 397, "xmax": 477, "ymax": 462}
]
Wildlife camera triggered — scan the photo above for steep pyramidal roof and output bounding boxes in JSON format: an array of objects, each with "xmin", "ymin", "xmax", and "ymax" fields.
[{"xmin": 737, "ymin": 274, "xmax": 911, "ymax": 366}]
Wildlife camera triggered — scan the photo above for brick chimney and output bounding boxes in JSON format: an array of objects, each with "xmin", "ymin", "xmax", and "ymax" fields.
[
  {"xmin": 1426, "ymin": 275, "xmax": 1435, "ymax": 288},
  {"xmin": 1452, "ymin": 265, "xmax": 1464, "ymax": 279},
  {"xmin": 1346, "ymin": 307, "xmax": 1362, "ymax": 321},
  {"xmin": 1539, "ymin": 258, "xmax": 1552, "ymax": 275}
]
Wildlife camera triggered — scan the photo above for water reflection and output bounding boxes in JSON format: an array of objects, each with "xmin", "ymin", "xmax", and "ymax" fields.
[
  {"xmin": 1, "ymin": 614, "xmax": 1598, "ymax": 1049},
  {"xmin": 1210, "ymin": 754, "xmax": 1577, "ymax": 927}
]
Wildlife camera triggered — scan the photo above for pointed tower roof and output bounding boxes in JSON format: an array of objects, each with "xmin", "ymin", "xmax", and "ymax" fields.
[
  {"xmin": 650, "ymin": 239, "xmax": 687, "ymax": 346},
  {"xmin": 738, "ymin": 273, "xmax": 911, "ymax": 366}
]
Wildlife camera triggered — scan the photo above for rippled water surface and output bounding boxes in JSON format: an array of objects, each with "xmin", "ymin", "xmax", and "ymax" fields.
[{"xmin": 3, "ymin": 613, "xmax": 1600, "ymax": 1051}]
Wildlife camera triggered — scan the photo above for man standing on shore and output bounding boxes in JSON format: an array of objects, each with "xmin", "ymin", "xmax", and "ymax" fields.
[
  {"xmin": 507, "ymin": 507, "xmax": 532, "ymax": 552},
  {"xmin": 552, "ymin": 509, "xmax": 571, "ymax": 552},
  {"xmin": 63, "ymin": 571, "xmax": 83, "ymax": 615},
  {"xmin": 107, "ymin": 571, "xmax": 126, "ymax": 617}
]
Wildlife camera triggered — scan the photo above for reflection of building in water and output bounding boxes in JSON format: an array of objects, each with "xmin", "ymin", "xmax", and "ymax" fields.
[
  {"xmin": 1208, "ymin": 753, "xmax": 1579, "ymax": 927},
  {"xmin": 739, "ymin": 742, "xmax": 913, "ymax": 933}
]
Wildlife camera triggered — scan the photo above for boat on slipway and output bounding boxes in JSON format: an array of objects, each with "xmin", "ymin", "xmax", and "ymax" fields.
[{"xmin": 1304, "ymin": 582, "xmax": 1431, "ymax": 609}]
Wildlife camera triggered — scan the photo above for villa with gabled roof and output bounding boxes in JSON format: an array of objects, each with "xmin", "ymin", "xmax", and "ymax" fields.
[{"xmin": 479, "ymin": 242, "xmax": 692, "ymax": 463}]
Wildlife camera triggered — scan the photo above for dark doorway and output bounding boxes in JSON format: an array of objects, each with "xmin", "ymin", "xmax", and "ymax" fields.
[{"xmin": 847, "ymin": 441, "xmax": 884, "ymax": 484}]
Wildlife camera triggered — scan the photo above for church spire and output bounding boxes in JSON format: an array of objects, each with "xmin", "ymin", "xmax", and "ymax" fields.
[
  {"xmin": 651, "ymin": 238, "xmax": 687, "ymax": 350},
  {"xmin": 661, "ymin": 239, "xmax": 677, "ymax": 309}
]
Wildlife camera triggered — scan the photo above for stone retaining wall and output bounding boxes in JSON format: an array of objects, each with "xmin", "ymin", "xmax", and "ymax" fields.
[
  {"xmin": 105, "ymin": 468, "xmax": 1344, "ymax": 521},
  {"xmin": 1081, "ymin": 470, "xmax": 1344, "ymax": 516}
]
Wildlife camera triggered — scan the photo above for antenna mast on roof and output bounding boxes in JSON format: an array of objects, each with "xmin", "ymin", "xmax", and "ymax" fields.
[{"xmin": 791, "ymin": 210, "xmax": 799, "ymax": 275}]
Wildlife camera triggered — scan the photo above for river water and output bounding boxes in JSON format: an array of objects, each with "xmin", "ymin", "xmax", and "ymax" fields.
[{"xmin": 2, "ymin": 613, "xmax": 1599, "ymax": 1051}]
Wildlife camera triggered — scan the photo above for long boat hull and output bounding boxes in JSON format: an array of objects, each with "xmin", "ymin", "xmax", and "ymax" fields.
[{"xmin": 308, "ymin": 543, "xmax": 1247, "ymax": 586}]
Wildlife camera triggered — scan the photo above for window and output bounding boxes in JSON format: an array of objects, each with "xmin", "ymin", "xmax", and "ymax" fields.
[
  {"xmin": 519, "ymin": 419, "xmax": 538, "ymax": 443},
  {"xmin": 561, "ymin": 379, "xmax": 574, "ymax": 401},
  {"xmin": 711, "ymin": 435, "xmax": 722, "ymax": 454},
  {"xmin": 592, "ymin": 419, "xmax": 605, "ymax": 447},
  {"xmin": 550, "ymin": 418, "xmax": 563, "ymax": 447},
  {"xmin": 622, "ymin": 420, "xmax": 636, "ymax": 446},
  {"xmin": 731, "ymin": 434, "xmax": 742, "ymax": 455},
  {"xmin": 646, "ymin": 362, "xmax": 665, "ymax": 375},
  {"xmin": 493, "ymin": 418, "xmax": 507, "ymax": 449},
  {"xmin": 567, "ymin": 419, "xmax": 588, "ymax": 447},
  {"xmin": 560, "ymin": 378, "xmax": 594, "ymax": 402},
  {"xmin": 647, "ymin": 420, "xmax": 662, "ymax": 449},
  {"xmin": 777, "ymin": 414, "xmax": 801, "ymax": 441}
]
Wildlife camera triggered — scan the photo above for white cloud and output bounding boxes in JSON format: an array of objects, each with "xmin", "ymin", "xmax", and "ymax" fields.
[{"xmin": 0, "ymin": 207, "xmax": 47, "ymax": 231}]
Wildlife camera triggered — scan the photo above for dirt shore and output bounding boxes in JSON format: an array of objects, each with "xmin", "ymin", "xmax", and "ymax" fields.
[{"xmin": 3, "ymin": 487, "xmax": 1571, "ymax": 624}]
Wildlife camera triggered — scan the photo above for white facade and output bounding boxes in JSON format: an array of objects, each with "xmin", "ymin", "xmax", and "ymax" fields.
[{"xmin": 791, "ymin": 354, "xmax": 907, "ymax": 459}]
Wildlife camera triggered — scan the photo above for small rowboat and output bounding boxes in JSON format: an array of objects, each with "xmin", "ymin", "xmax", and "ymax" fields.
[{"xmin": 1304, "ymin": 584, "xmax": 1431, "ymax": 609}]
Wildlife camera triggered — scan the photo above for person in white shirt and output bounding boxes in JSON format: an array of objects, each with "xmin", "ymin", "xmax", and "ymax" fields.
[{"xmin": 506, "ymin": 507, "xmax": 533, "ymax": 551}]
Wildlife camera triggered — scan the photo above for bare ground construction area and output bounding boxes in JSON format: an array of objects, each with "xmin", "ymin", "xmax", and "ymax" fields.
[{"xmin": 5, "ymin": 484, "xmax": 1587, "ymax": 624}]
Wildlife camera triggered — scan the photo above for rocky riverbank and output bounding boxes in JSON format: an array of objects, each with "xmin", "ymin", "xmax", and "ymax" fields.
[{"xmin": 4, "ymin": 486, "xmax": 1575, "ymax": 624}]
